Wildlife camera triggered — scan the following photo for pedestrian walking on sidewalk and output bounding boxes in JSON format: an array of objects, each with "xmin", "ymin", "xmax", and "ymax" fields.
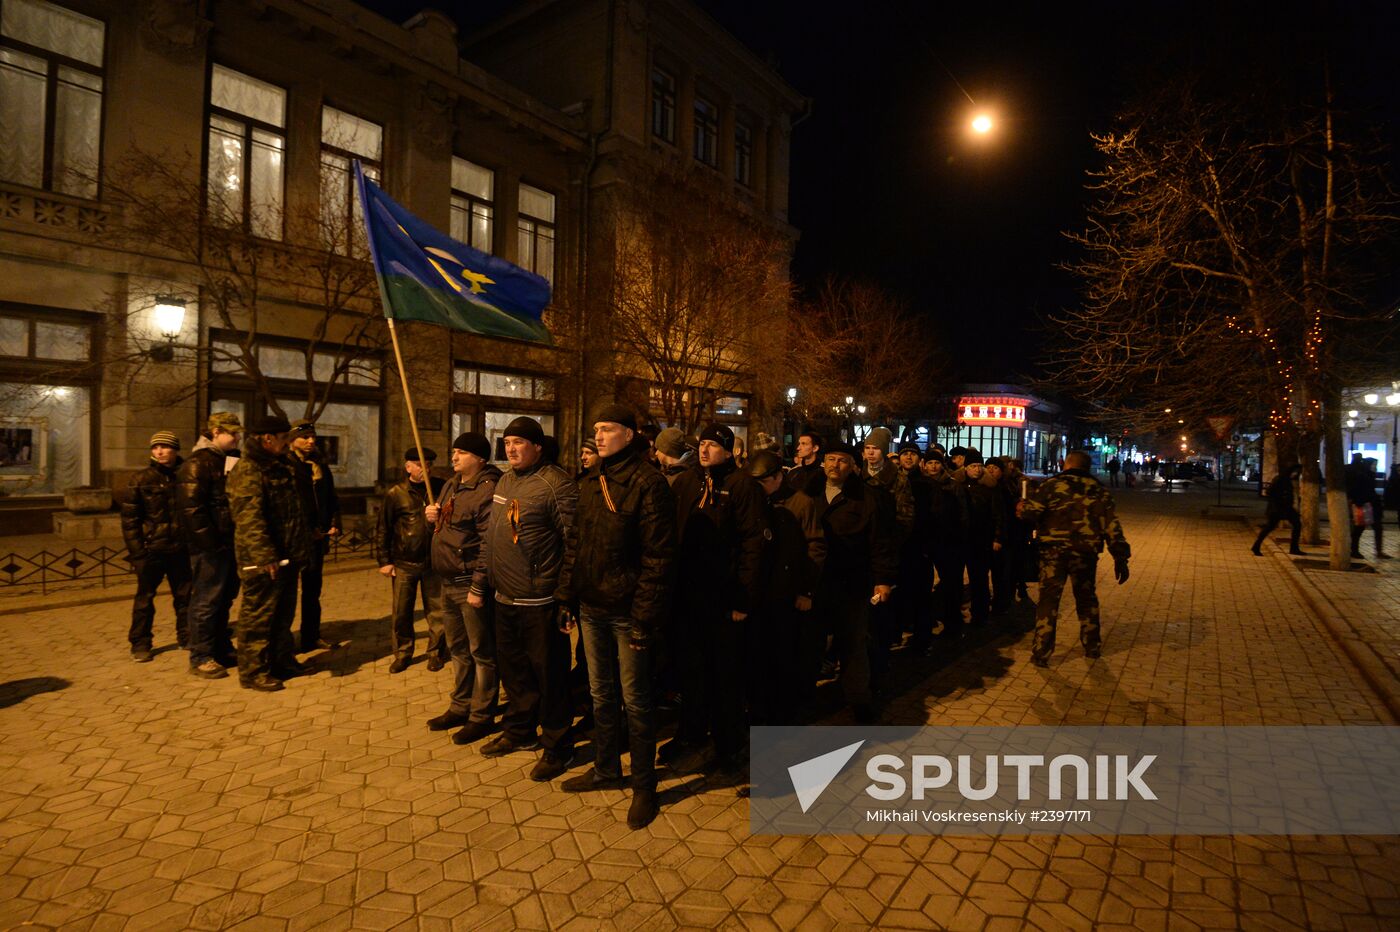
[
  {"xmin": 121, "ymin": 431, "xmax": 191, "ymax": 663},
  {"xmin": 1016, "ymin": 450, "xmax": 1130, "ymax": 666},
  {"xmin": 1252, "ymin": 464, "xmax": 1304, "ymax": 556}
]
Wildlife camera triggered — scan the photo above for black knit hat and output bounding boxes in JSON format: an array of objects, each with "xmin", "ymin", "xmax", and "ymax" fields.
[
  {"xmin": 699, "ymin": 423, "xmax": 735, "ymax": 453},
  {"xmin": 404, "ymin": 446, "xmax": 438, "ymax": 463},
  {"xmin": 963, "ymin": 446, "xmax": 985, "ymax": 466},
  {"xmin": 921, "ymin": 447, "xmax": 947, "ymax": 464},
  {"xmin": 948, "ymin": 446, "xmax": 968, "ymax": 460},
  {"xmin": 581, "ymin": 437, "xmax": 599, "ymax": 454},
  {"xmin": 451, "ymin": 432, "xmax": 491, "ymax": 461},
  {"xmin": 897, "ymin": 440, "xmax": 922, "ymax": 455},
  {"xmin": 249, "ymin": 414, "xmax": 291, "ymax": 435},
  {"xmin": 591, "ymin": 403, "xmax": 638, "ymax": 432},
  {"xmin": 502, "ymin": 416, "xmax": 545, "ymax": 446}
]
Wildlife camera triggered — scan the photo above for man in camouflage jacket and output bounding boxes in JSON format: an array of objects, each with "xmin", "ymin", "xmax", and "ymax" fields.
[
  {"xmin": 1016, "ymin": 450, "xmax": 1130, "ymax": 666},
  {"xmin": 227, "ymin": 415, "xmax": 313, "ymax": 691}
]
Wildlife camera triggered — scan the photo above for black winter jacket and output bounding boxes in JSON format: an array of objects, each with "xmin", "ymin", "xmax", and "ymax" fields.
[
  {"xmin": 671, "ymin": 459, "xmax": 767, "ymax": 613},
  {"xmin": 432, "ymin": 465, "xmax": 501, "ymax": 581},
  {"xmin": 786, "ymin": 472, "xmax": 897, "ymax": 590},
  {"xmin": 176, "ymin": 438, "xmax": 236, "ymax": 553},
  {"xmin": 472, "ymin": 461, "xmax": 576, "ymax": 604},
  {"xmin": 292, "ymin": 447, "xmax": 341, "ymax": 536},
  {"xmin": 757, "ymin": 485, "xmax": 816, "ymax": 612},
  {"xmin": 958, "ymin": 473, "xmax": 1005, "ymax": 550},
  {"xmin": 227, "ymin": 441, "xmax": 313, "ymax": 576},
  {"xmin": 556, "ymin": 439, "xmax": 676, "ymax": 635},
  {"xmin": 375, "ymin": 476, "xmax": 446, "ymax": 567},
  {"xmin": 121, "ymin": 458, "xmax": 186, "ymax": 560}
]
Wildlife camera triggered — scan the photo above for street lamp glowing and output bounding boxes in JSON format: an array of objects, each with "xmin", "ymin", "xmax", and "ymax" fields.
[
  {"xmin": 1364, "ymin": 393, "xmax": 1379, "ymax": 405},
  {"xmin": 857, "ymin": 404, "xmax": 867, "ymax": 415},
  {"xmin": 845, "ymin": 396, "xmax": 854, "ymax": 406},
  {"xmin": 1347, "ymin": 409, "xmax": 1359, "ymax": 418},
  {"xmin": 1387, "ymin": 392, "xmax": 1400, "ymax": 406},
  {"xmin": 971, "ymin": 114, "xmax": 993, "ymax": 134},
  {"xmin": 786, "ymin": 387, "xmax": 797, "ymax": 404}
]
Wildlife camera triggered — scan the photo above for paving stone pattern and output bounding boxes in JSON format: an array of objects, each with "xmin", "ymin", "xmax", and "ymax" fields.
[{"xmin": 1, "ymin": 491, "xmax": 1398, "ymax": 930}]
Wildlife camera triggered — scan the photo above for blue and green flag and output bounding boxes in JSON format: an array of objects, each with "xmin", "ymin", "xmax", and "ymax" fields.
[{"xmin": 354, "ymin": 160, "xmax": 552, "ymax": 344}]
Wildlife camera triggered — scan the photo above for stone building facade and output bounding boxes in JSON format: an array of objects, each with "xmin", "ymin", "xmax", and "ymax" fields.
[{"xmin": 0, "ymin": 0, "xmax": 803, "ymax": 532}]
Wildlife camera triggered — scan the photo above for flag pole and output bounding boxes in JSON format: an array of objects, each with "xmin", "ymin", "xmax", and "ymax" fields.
[{"xmin": 386, "ymin": 317, "xmax": 436, "ymax": 507}]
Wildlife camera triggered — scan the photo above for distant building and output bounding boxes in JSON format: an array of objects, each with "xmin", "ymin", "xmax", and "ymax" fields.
[{"xmin": 0, "ymin": 0, "xmax": 803, "ymax": 532}]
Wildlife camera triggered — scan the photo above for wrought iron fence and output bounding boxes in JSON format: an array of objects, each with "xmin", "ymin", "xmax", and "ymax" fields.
[{"xmin": 0, "ymin": 529, "xmax": 377, "ymax": 594}]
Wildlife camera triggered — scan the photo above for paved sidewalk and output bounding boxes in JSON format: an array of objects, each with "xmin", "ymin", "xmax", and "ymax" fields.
[{"xmin": 1, "ymin": 491, "xmax": 1398, "ymax": 931}]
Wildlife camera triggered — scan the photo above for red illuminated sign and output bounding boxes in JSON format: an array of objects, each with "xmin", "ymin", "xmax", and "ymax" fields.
[{"xmin": 958, "ymin": 396, "xmax": 1029, "ymax": 427}]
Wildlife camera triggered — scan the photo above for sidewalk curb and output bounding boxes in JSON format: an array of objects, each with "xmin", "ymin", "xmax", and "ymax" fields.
[
  {"xmin": 1265, "ymin": 544, "xmax": 1400, "ymax": 725},
  {"xmin": 0, "ymin": 559, "xmax": 377, "ymax": 618}
]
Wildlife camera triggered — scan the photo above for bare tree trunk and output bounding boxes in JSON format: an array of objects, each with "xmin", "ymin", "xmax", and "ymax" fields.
[
  {"xmin": 1320, "ymin": 397, "xmax": 1350, "ymax": 570},
  {"xmin": 1297, "ymin": 432, "xmax": 1322, "ymax": 545}
]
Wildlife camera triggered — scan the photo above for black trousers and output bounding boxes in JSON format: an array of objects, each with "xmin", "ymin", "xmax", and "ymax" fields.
[
  {"xmin": 128, "ymin": 551, "xmax": 192, "ymax": 651},
  {"xmin": 494, "ymin": 602, "xmax": 573, "ymax": 752},
  {"xmin": 749, "ymin": 603, "xmax": 804, "ymax": 726},
  {"xmin": 1254, "ymin": 507, "xmax": 1302, "ymax": 552},
  {"xmin": 965, "ymin": 547, "xmax": 993, "ymax": 623},
  {"xmin": 676, "ymin": 599, "xmax": 747, "ymax": 761},
  {"xmin": 930, "ymin": 548, "xmax": 965, "ymax": 641},
  {"xmin": 298, "ymin": 542, "xmax": 326, "ymax": 650}
]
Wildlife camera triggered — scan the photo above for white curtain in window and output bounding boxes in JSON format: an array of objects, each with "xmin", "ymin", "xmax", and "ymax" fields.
[
  {"xmin": 0, "ymin": 317, "xmax": 27, "ymax": 356},
  {"xmin": 518, "ymin": 183, "xmax": 555, "ymax": 222},
  {"xmin": 33, "ymin": 321, "xmax": 88, "ymax": 360},
  {"xmin": 1, "ymin": 0, "xmax": 104, "ymax": 66},
  {"xmin": 0, "ymin": 48, "xmax": 46, "ymax": 188},
  {"xmin": 451, "ymin": 158, "xmax": 492, "ymax": 201},
  {"xmin": 53, "ymin": 66, "xmax": 100, "ymax": 197},
  {"xmin": 249, "ymin": 128, "xmax": 283, "ymax": 238},
  {"xmin": 206, "ymin": 115, "xmax": 245, "ymax": 225},
  {"xmin": 321, "ymin": 106, "xmax": 381, "ymax": 160},
  {"xmin": 0, "ymin": 381, "xmax": 90, "ymax": 496},
  {"xmin": 211, "ymin": 64, "xmax": 284, "ymax": 127}
]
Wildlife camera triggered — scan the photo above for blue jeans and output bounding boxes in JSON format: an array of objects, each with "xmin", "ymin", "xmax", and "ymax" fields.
[
  {"xmin": 187, "ymin": 549, "xmax": 239, "ymax": 665},
  {"xmin": 580, "ymin": 613, "xmax": 656, "ymax": 790}
]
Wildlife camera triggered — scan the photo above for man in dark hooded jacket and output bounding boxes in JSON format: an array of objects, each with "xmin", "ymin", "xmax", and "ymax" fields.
[
  {"xmin": 178, "ymin": 412, "xmax": 242, "ymax": 679},
  {"xmin": 289, "ymin": 419, "xmax": 340, "ymax": 652},
  {"xmin": 955, "ymin": 447, "xmax": 1003, "ymax": 625},
  {"xmin": 121, "ymin": 431, "xmax": 191, "ymax": 662},
  {"xmin": 919, "ymin": 448, "xmax": 966, "ymax": 650}
]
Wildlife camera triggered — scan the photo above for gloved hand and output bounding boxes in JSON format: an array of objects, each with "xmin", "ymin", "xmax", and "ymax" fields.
[{"xmin": 1114, "ymin": 559, "xmax": 1130, "ymax": 584}]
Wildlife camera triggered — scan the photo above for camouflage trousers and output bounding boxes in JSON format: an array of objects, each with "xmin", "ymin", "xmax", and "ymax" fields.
[
  {"xmin": 1032, "ymin": 546, "xmax": 1100, "ymax": 661},
  {"xmin": 236, "ymin": 569, "xmax": 299, "ymax": 683}
]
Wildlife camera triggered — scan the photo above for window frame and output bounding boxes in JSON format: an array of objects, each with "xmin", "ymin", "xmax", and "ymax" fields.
[
  {"xmin": 734, "ymin": 118, "xmax": 754, "ymax": 187},
  {"xmin": 204, "ymin": 62, "xmax": 287, "ymax": 240},
  {"xmin": 318, "ymin": 103, "xmax": 383, "ymax": 257},
  {"xmin": 516, "ymin": 181, "xmax": 556, "ymax": 286},
  {"xmin": 693, "ymin": 95, "xmax": 719, "ymax": 168},
  {"xmin": 650, "ymin": 65, "xmax": 676, "ymax": 144},
  {"xmin": 0, "ymin": 0, "xmax": 107, "ymax": 199},
  {"xmin": 449, "ymin": 155, "xmax": 495, "ymax": 253}
]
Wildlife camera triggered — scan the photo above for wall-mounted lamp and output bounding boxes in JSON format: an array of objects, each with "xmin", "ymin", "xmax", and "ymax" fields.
[{"xmin": 149, "ymin": 295, "xmax": 186, "ymax": 362}]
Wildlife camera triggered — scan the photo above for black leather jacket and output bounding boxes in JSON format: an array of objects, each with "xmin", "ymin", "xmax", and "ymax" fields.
[
  {"xmin": 176, "ymin": 438, "xmax": 236, "ymax": 553},
  {"xmin": 121, "ymin": 458, "xmax": 185, "ymax": 560},
  {"xmin": 375, "ymin": 476, "xmax": 445, "ymax": 567}
]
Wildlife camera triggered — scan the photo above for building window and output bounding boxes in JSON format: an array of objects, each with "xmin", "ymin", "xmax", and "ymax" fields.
[
  {"xmin": 693, "ymin": 97, "xmax": 718, "ymax": 167},
  {"xmin": 453, "ymin": 366, "xmax": 555, "ymax": 401},
  {"xmin": 0, "ymin": 0, "xmax": 104, "ymax": 198},
  {"xmin": 320, "ymin": 105, "xmax": 382, "ymax": 256},
  {"xmin": 206, "ymin": 64, "xmax": 285, "ymax": 239},
  {"xmin": 734, "ymin": 120, "xmax": 753, "ymax": 187},
  {"xmin": 650, "ymin": 67, "xmax": 675, "ymax": 143},
  {"xmin": 517, "ymin": 183, "xmax": 555, "ymax": 286},
  {"xmin": 0, "ymin": 312, "xmax": 91, "ymax": 361},
  {"xmin": 450, "ymin": 157, "xmax": 493, "ymax": 253}
]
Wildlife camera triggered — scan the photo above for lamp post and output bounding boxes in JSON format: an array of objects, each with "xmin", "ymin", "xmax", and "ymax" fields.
[
  {"xmin": 783, "ymin": 386, "xmax": 798, "ymax": 459},
  {"xmin": 1387, "ymin": 383, "xmax": 1400, "ymax": 472}
]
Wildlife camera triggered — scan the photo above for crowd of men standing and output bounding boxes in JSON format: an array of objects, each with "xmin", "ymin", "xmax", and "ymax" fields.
[{"xmin": 121, "ymin": 403, "xmax": 1130, "ymax": 830}]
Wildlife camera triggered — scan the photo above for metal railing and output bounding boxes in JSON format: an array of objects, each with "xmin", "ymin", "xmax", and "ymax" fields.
[{"xmin": 0, "ymin": 529, "xmax": 377, "ymax": 594}]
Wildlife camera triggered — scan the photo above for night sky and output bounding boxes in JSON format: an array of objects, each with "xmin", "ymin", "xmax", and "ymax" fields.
[{"xmin": 358, "ymin": 0, "xmax": 1400, "ymax": 383}]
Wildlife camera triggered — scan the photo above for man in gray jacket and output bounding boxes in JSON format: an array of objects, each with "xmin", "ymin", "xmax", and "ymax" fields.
[
  {"xmin": 424, "ymin": 432, "xmax": 501, "ymax": 745},
  {"xmin": 470, "ymin": 416, "xmax": 578, "ymax": 780}
]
